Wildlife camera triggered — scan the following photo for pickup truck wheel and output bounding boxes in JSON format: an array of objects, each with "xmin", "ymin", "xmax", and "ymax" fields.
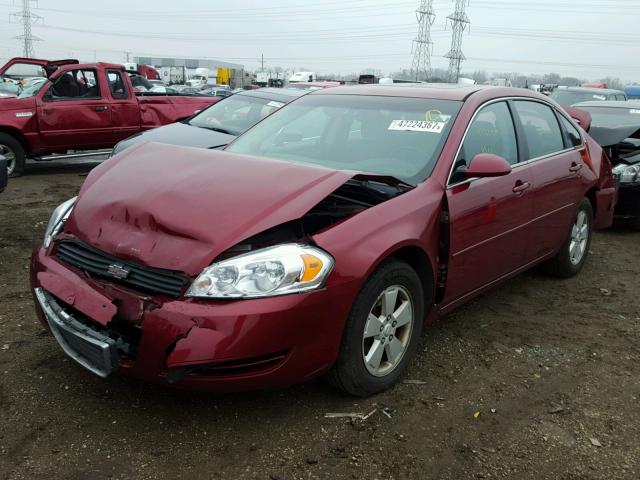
[
  {"xmin": 0, "ymin": 133, "xmax": 25, "ymax": 177},
  {"xmin": 541, "ymin": 198, "xmax": 593, "ymax": 278},
  {"xmin": 327, "ymin": 259, "xmax": 424, "ymax": 397}
]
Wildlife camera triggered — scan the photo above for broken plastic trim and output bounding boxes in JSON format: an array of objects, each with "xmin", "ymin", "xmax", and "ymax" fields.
[{"xmin": 166, "ymin": 350, "xmax": 289, "ymax": 383}]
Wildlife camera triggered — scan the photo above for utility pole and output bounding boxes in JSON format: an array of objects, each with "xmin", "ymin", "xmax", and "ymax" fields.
[
  {"xmin": 410, "ymin": 0, "xmax": 435, "ymax": 82},
  {"xmin": 11, "ymin": 0, "xmax": 42, "ymax": 58},
  {"xmin": 445, "ymin": 0, "xmax": 470, "ymax": 83},
  {"xmin": 261, "ymin": 53, "xmax": 264, "ymax": 71}
]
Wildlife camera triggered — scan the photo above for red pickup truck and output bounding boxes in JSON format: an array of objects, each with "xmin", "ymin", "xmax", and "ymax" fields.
[{"xmin": 0, "ymin": 58, "xmax": 221, "ymax": 176}]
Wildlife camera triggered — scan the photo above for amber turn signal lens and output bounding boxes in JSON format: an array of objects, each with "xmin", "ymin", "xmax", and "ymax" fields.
[{"xmin": 300, "ymin": 254, "xmax": 323, "ymax": 282}]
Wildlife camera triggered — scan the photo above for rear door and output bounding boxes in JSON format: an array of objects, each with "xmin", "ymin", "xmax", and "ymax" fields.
[
  {"xmin": 106, "ymin": 70, "xmax": 140, "ymax": 142},
  {"xmin": 36, "ymin": 68, "xmax": 113, "ymax": 150},
  {"xmin": 445, "ymin": 100, "xmax": 535, "ymax": 301},
  {"xmin": 511, "ymin": 100, "xmax": 585, "ymax": 259}
]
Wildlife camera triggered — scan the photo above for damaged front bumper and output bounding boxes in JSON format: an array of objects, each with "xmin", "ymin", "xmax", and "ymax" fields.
[{"xmin": 31, "ymin": 247, "xmax": 359, "ymax": 391}]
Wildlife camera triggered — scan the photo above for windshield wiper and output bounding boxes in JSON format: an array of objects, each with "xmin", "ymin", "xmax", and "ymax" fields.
[{"xmin": 192, "ymin": 124, "xmax": 236, "ymax": 136}]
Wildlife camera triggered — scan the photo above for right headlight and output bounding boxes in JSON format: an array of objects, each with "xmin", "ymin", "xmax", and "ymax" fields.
[
  {"xmin": 612, "ymin": 163, "xmax": 640, "ymax": 184},
  {"xmin": 43, "ymin": 197, "xmax": 76, "ymax": 248},
  {"xmin": 186, "ymin": 244, "xmax": 334, "ymax": 299}
]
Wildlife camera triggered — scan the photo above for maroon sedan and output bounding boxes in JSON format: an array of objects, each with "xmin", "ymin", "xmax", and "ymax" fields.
[{"xmin": 31, "ymin": 85, "xmax": 616, "ymax": 396}]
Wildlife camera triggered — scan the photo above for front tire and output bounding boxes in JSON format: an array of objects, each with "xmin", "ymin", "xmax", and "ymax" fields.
[
  {"xmin": 327, "ymin": 259, "xmax": 425, "ymax": 397},
  {"xmin": 0, "ymin": 133, "xmax": 26, "ymax": 177},
  {"xmin": 542, "ymin": 198, "xmax": 593, "ymax": 278}
]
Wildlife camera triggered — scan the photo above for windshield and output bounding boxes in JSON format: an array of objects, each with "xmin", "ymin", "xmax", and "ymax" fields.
[
  {"xmin": 17, "ymin": 79, "xmax": 46, "ymax": 98},
  {"xmin": 226, "ymin": 94, "xmax": 461, "ymax": 185},
  {"xmin": 189, "ymin": 94, "xmax": 289, "ymax": 136},
  {"xmin": 0, "ymin": 81, "xmax": 20, "ymax": 96},
  {"xmin": 550, "ymin": 90, "xmax": 610, "ymax": 105}
]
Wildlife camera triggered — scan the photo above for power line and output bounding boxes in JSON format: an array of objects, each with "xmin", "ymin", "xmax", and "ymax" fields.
[
  {"xmin": 445, "ymin": 0, "xmax": 470, "ymax": 82},
  {"xmin": 411, "ymin": 0, "xmax": 436, "ymax": 81},
  {"xmin": 11, "ymin": 0, "xmax": 41, "ymax": 58}
]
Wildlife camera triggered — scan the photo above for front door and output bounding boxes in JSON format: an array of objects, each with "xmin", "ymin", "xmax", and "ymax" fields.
[
  {"xmin": 37, "ymin": 68, "xmax": 113, "ymax": 150},
  {"xmin": 444, "ymin": 101, "xmax": 535, "ymax": 302}
]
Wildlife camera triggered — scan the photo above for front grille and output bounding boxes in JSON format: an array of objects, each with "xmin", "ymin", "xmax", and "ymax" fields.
[{"xmin": 56, "ymin": 239, "xmax": 190, "ymax": 297}]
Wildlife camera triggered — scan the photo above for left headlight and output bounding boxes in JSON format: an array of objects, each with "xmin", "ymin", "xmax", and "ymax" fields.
[
  {"xmin": 43, "ymin": 197, "xmax": 76, "ymax": 248},
  {"xmin": 187, "ymin": 244, "xmax": 334, "ymax": 299},
  {"xmin": 612, "ymin": 163, "xmax": 640, "ymax": 184}
]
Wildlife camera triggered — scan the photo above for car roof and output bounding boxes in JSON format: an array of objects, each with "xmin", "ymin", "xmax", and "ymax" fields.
[
  {"xmin": 572, "ymin": 100, "xmax": 640, "ymax": 108},
  {"xmin": 238, "ymin": 87, "xmax": 307, "ymax": 102},
  {"xmin": 309, "ymin": 83, "xmax": 533, "ymax": 101},
  {"xmin": 557, "ymin": 86, "xmax": 625, "ymax": 95}
]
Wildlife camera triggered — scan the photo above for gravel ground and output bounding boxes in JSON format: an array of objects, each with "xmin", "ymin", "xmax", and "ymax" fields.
[{"xmin": 1, "ymin": 166, "xmax": 639, "ymax": 480}]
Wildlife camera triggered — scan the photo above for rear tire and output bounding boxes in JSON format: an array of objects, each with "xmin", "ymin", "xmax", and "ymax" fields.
[
  {"xmin": 327, "ymin": 259, "xmax": 425, "ymax": 397},
  {"xmin": 542, "ymin": 198, "xmax": 593, "ymax": 278},
  {"xmin": 0, "ymin": 133, "xmax": 25, "ymax": 177}
]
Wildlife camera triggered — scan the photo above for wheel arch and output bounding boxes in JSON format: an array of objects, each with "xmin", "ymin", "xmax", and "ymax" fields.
[
  {"xmin": 0, "ymin": 126, "xmax": 30, "ymax": 155},
  {"xmin": 384, "ymin": 244, "xmax": 436, "ymax": 318}
]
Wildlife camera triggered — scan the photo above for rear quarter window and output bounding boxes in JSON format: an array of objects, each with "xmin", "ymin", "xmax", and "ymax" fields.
[{"xmin": 559, "ymin": 116, "xmax": 583, "ymax": 147}]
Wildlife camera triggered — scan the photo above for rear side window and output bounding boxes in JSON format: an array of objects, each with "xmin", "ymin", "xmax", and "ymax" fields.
[
  {"xmin": 107, "ymin": 71, "xmax": 128, "ymax": 99},
  {"xmin": 513, "ymin": 101, "xmax": 564, "ymax": 159},
  {"xmin": 559, "ymin": 116, "xmax": 582, "ymax": 147},
  {"xmin": 461, "ymin": 101, "xmax": 518, "ymax": 166}
]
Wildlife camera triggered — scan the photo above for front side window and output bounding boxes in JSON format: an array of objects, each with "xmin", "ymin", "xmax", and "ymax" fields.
[
  {"xmin": 107, "ymin": 71, "xmax": 128, "ymax": 99},
  {"xmin": 460, "ymin": 101, "xmax": 518, "ymax": 168},
  {"xmin": 48, "ymin": 69, "xmax": 101, "ymax": 100},
  {"xmin": 513, "ymin": 101, "xmax": 564, "ymax": 159},
  {"xmin": 226, "ymin": 95, "xmax": 462, "ymax": 185}
]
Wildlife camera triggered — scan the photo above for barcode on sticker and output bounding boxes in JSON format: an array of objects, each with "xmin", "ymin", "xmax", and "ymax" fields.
[{"xmin": 388, "ymin": 120, "xmax": 445, "ymax": 133}]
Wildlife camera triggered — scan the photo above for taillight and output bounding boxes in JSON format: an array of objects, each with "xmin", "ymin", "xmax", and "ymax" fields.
[{"xmin": 580, "ymin": 146, "xmax": 594, "ymax": 172}]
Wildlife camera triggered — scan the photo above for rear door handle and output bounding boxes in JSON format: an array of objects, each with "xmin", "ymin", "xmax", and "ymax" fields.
[
  {"xmin": 512, "ymin": 181, "xmax": 531, "ymax": 193},
  {"xmin": 570, "ymin": 163, "xmax": 583, "ymax": 173},
  {"xmin": 95, "ymin": 105, "xmax": 108, "ymax": 112}
]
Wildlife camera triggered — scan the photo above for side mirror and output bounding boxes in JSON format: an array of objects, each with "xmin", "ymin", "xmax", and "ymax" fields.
[
  {"xmin": 465, "ymin": 153, "xmax": 512, "ymax": 178},
  {"xmin": 0, "ymin": 155, "xmax": 8, "ymax": 192}
]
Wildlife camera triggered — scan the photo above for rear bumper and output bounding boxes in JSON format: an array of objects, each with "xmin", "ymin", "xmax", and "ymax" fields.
[
  {"xmin": 31, "ymin": 247, "xmax": 360, "ymax": 392},
  {"xmin": 593, "ymin": 186, "xmax": 617, "ymax": 230}
]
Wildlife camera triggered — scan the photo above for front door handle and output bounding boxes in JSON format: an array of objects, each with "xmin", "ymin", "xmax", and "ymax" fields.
[
  {"xmin": 95, "ymin": 105, "xmax": 108, "ymax": 112},
  {"xmin": 512, "ymin": 181, "xmax": 531, "ymax": 193},
  {"xmin": 570, "ymin": 163, "xmax": 583, "ymax": 173}
]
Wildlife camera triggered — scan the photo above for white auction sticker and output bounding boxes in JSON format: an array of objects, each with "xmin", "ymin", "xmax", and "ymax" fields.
[
  {"xmin": 266, "ymin": 101, "xmax": 285, "ymax": 108},
  {"xmin": 388, "ymin": 119, "xmax": 445, "ymax": 133},
  {"xmin": 630, "ymin": 109, "xmax": 640, "ymax": 115}
]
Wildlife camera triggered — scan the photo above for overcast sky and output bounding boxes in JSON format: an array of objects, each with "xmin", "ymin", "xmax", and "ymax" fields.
[{"xmin": 1, "ymin": 0, "xmax": 639, "ymax": 81}]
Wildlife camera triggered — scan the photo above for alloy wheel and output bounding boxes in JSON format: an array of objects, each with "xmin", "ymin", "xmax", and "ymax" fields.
[
  {"xmin": 569, "ymin": 210, "xmax": 589, "ymax": 265},
  {"xmin": 362, "ymin": 285, "xmax": 414, "ymax": 377},
  {"xmin": 0, "ymin": 144, "xmax": 16, "ymax": 176}
]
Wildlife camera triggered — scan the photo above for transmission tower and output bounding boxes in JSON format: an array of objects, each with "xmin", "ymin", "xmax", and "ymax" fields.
[
  {"xmin": 444, "ymin": 0, "xmax": 470, "ymax": 83},
  {"xmin": 410, "ymin": 0, "xmax": 435, "ymax": 82},
  {"xmin": 11, "ymin": 0, "xmax": 42, "ymax": 58}
]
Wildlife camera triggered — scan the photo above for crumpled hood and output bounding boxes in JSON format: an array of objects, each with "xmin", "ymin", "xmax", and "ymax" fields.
[{"xmin": 67, "ymin": 142, "xmax": 355, "ymax": 275}]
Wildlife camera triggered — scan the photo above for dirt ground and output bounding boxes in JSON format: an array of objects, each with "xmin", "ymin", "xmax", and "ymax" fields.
[{"xmin": 1, "ymin": 165, "xmax": 639, "ymax": 480}]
